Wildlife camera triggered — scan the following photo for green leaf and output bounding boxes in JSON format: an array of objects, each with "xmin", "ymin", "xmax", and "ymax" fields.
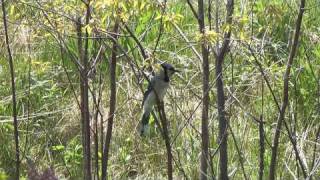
[
  {"xmin": 52, "ymin": 145, "xmax": 65, "ymax": 151},
  {"xmin": 0, "ymin": 171, "xmax": 8, "ymax": 180},
  {"xmin": 125, "ymin": 155, "xmax": 131, "ymax": 162},
  {"xmin": 9, "ymin": 5, "xmax": 15, "ymax": 16}
]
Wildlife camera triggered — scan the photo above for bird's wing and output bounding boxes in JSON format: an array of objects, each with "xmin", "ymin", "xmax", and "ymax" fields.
[{"xmin": 142, "ymin": 77, "xmax": 155, "ymax": 107}]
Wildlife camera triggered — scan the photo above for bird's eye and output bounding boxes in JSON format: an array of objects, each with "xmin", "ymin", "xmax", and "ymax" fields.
[{"xmin": 169, "ymin": 67, "xmax": 174, "ymax": 71}]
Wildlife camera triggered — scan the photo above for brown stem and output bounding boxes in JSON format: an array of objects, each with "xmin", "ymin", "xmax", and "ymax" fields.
[
  {"xmin": 229, "ymin": 125, "xmax": 248, "ymax": 180},
  {"xmin": 122, "ymin": 23, "xmax": 148, "ymax": 59},
  {"xmin": 77, "ymin": 2, "xmax": 92, "ymax": 178},
  {"xmin": 92, "ymin": 63, "xmax": 103, "ymax": 180},
  {"xmin": 101, "ymin": 19, "xmax": 120, "ymax": 180},
  {"xmin": 158, "ymin": 102, "xmax": 173, "ymax": 180},
  {"xmin": 216, "ymin": 1, "xmax": 234, "ymax": 180},
  {"xmin": 197, "ymin": 0, "xmax": 210, "ymax": 179},
  {"xmin": 84, "ymin": 2, "xmax": 92, "ymax": 179},
  {"xmin": 259, "ymin": 80, "xmax": 265, "ymax": 180},
  {"xmin": 269, "ymin": 0, "xmax": 306, "ymax": 179},
  {"xmin": 1, "ymin": 0, "xmax": 20, "ymax": 179},
  {"xmin": 152, "ymin": 0, "xmax": 167, "ymax": 55},
  {"xmin": 259, "ymin": 116, "xmax": 265, "ymax": 180},
  {"xmin": 186, "ymin": 0, "xmax": 199, "ymax": 20}
]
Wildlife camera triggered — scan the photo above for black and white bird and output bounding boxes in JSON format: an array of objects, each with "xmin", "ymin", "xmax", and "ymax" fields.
[{"xmin": 138, "ymin": 62, "xmax": 179, "ymax": 136}]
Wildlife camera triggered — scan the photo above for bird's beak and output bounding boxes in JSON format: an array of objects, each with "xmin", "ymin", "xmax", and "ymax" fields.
[{"xmin": 174, "ymin": 69, "xmax": 181, "ymax": 73}]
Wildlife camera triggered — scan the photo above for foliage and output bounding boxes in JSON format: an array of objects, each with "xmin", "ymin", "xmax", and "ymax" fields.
[{"xmin": 0, "ymin": 0, "xmax": 319, "ymax": 179}]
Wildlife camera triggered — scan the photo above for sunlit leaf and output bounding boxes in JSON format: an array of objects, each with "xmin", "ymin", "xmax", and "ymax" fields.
[{"xmin": 52, "ymin": 145, "xmax": 65, "ymax": 151}]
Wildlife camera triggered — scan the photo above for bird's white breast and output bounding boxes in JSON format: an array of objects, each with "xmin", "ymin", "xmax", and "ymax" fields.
[
  {"xmin": 143, "ymin": 80, "xmax": 169, "ymax": 113},
  {"xmin": 154, "ymin": 80, "xmax": 169, "ymax": 100}
]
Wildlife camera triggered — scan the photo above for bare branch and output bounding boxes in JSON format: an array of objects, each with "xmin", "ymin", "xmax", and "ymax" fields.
[
  {"xmin": 186, "ymin": 0, "xmax": 199, "ymax": 20},
  {"xmin": 269, "ymin": 0, "xmax": 307, "ymax": 179}
]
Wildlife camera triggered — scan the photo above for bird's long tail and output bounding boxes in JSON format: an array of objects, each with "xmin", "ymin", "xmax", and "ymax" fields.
[{"xmin": 138, "ymin": 112, "xmax": 150, "ymax": 136}]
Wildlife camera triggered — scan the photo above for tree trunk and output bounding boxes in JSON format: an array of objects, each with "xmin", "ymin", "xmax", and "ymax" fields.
[
  {"xmin": 215, "ymin": 53, "xmax": 228, "ymax": 180},
  {"xmin": 77, "ymin": 2, "xmax": 92, "ymax": 178},
  {"xmin": 197, "ymin": 0, "xmax": 210, "ymax": 179},
  {"xmin": 216, "ymin": 1, "xmax": 234, "ymax": 179}
]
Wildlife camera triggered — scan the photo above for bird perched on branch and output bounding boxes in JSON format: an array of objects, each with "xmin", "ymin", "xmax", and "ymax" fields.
[{"xmin": 138, "ymin": 62, "xmax": 179, "ymax": 136}]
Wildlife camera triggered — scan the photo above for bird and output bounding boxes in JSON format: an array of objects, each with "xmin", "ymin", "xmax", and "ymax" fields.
[{"xmin": 138, "ymin": 62, "xmax": 179, "ymax": 136}]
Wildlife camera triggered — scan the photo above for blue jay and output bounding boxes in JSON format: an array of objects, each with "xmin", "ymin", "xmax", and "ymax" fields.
[{"xmin": 138, "ymin": 62, "xmax": 179, "ymax": 136}]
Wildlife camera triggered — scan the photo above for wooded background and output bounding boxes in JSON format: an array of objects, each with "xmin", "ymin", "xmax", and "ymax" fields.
[{"xmin": 0, "ymin": 0, "xmax": 319, "ymax": 179}]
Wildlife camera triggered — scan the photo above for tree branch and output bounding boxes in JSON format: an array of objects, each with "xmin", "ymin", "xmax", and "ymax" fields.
[
  {"xmin": 269, "ymin": 0, "xmax": 306, "ymax": 179},
  {"xmin": 187, "ymin": 0, "xmax": 199, "ymax": 20},
  {"xmin": 101, "ymin": 19, "xmax": 120, "ymax": 180}
]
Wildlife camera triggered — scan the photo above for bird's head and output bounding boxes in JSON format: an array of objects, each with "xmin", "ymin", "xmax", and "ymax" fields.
[{"xmin": 160, "ymin": 62, "xmax": 180, "ymax": 78}]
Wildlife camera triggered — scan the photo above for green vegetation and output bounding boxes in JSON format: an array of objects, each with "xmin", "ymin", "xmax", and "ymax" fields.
[{"xmin": 0, "ymin": 0, "xmax": 319, "ymax": 179}]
